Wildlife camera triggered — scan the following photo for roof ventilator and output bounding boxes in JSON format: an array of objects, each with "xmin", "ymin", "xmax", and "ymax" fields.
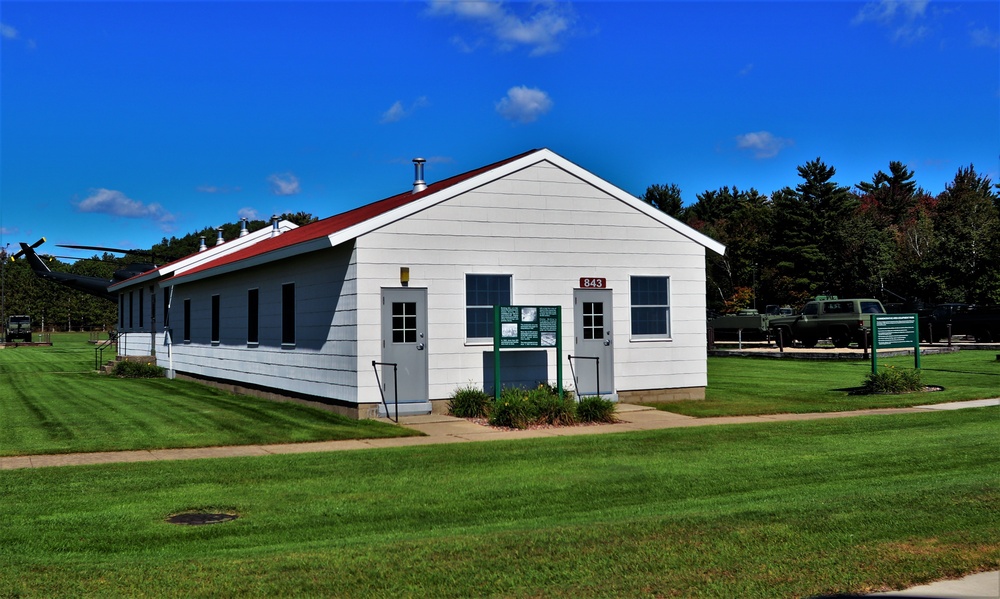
[
  {"xmin": 198, "ymin": 236, "xmax": 207, "ymax": 252},
  {"xmin": 215, "ymin": 227, "xmax": 224, "ymax": 246},
  {"xmin": 239, "ymin": 217, "xmax": 249, "ymax": 237},
  {"xmin": 271, "ymin": 214, "xmax": 281, "ymax": 237},
  {"xmin": 412, "ymin": 158, "xmax": 427, "ymax": 193}
]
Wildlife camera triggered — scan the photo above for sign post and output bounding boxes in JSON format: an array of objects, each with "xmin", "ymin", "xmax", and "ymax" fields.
[
  {"xmin": 493, "ymin": 305, "xmax": 563, "ymax": 399},
  {"xmin": 871, "ymin": 313, "xmax": 920, "ymax": 374}
]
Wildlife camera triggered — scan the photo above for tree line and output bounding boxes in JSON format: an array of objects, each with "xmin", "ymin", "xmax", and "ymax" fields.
[{"xmin": 642, "ymin": 160, "xmax": 1000, "ymax": 313}]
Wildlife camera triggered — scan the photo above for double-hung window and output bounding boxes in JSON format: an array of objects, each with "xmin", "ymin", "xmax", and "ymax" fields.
[
  {"xmin": 466, "ymin": 274, "xmax": 512, "ymax": 342},
  {"xmin": 183, "ymin": 299, "xmax": 191, "ymax": 343},
  {"xmin": 630, "ymin": 276, "xmax": 670, "ymax": 339},
  {"xmin": 247, "ymin": 289, "xmax": 259, "ymax": 346},
  {"xmin": 281, "ymin": 283, "xmax": 295, "ymax": 346},
  {"xmin": 211, "ymin": 295, "xmax": 221, "ymax": 345}
]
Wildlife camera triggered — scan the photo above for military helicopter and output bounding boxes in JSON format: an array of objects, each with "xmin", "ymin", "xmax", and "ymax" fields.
[{"xmin": 10, "ymin": 238, "xmax": 157, "ymax": 302}]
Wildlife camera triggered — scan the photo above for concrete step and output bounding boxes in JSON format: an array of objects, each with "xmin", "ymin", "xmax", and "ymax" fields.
[{"xmin": 377, "ymin": 401, "xmax": 432, "ymax": 418}]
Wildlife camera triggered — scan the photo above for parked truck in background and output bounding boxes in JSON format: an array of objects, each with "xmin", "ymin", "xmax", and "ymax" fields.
[
  {"xmin": 921, "ymin": 303, "xmax": 1000, "ymax": 342},
  {"xmin": 768, "ymin": 298, "xmax": 886, "ymax": 348},
  {"xmin": 5, "ymin": 315, "xmax": 32, "ymax": 343}
]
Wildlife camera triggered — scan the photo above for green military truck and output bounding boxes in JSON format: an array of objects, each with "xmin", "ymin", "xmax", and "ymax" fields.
[
  {"xmin": 5, "ymin": 315, "xmax": 32, "ymax": 343},
  {"xmin": 768, "ymin": 298, "xmax": 886, "ymax": 348}
]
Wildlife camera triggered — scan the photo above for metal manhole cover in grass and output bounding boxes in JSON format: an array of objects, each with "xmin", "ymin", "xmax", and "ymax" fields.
[{"xmin": 166, "ymin": 511, "xmax": 239, "ymax": 526}]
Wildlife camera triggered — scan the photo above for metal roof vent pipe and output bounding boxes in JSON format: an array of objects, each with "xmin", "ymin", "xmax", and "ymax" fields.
[
  {"xmin": 198, "ymin": 236, "xmax": 207, "ymax": 252},
  {"xmin": 271, "ymin": 214, "xmax": 280, "ymax": 237},
  {"xmin": 412, "ymin": 158, "xmax": 427, "ymax": 193},
  {"xmin": 216, "ymin": 227, "xmax": 224, "ymax": 246},
  {"xmin": 239, "ymin": 217, "xmax": 249, "ymax": 237}
]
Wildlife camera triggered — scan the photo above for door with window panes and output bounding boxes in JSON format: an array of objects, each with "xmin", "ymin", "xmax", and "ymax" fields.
[
  {"xmin": 573, "ymin": 289, "xmax": 615, "ymax": 397},
  {"xmin": 380, "ymin": 288, "xmax": 428, "ymax": 404}
]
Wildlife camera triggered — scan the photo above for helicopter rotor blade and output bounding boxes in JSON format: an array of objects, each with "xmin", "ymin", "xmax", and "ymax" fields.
[{"xmin": 10, "ymin": 237, "xmax": 46, "ymax": 261}]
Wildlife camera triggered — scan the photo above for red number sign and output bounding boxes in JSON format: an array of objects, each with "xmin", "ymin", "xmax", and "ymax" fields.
[{"xmin": 580, "ymin": 278, "xmax": 607, "ymax": 289}]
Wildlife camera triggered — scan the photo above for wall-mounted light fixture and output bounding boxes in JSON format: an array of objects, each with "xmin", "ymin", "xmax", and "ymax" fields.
[{"xmin": 400, "ymin": 267, "xmax": 410, "ymax": 287}]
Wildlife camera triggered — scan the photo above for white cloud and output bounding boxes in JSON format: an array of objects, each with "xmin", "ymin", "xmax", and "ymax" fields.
[
  {"xmin": 268, "ymin": 173, "xmax": 300, "ymax": 196},
  {"xmin": 1, "ymin": 23, "xmax": 18, "ymax": 40},
  {"xmin": 970, "ymin": 26, "xmax": 1000, "ymax": 49},
  {"xmin": 237, "ymin": 207, "xmax": 259, "ymax": 220},
  {"xmin": 196, "ymin": 184, "xmax": 241, "ymax": 194},
  {"xmin": 853, "ymin": 0, "xmax": 931, "ymax": 44},
  {"xmin": 1, "ymin": 226, "xmax": 18, "ymax": 236},
  {"xmin": 735, "ymin": 131, "xmax": 794, "ymax": 159},
  {"xmin": 496, "ymin": 86, "xmax": 553, "ymax": 124},
  {"xmin": 739, "ymin": 63, "xmax": 754, "ymax": 77},
  {"xmin": 76, "ymin": 188, "xmax": 176, "ymax": 224},
  {"xmin": 427, "ymin": 0, "xmax": 576, "ymax": 56},
  {"xmin": 380, "ymin": 96, "xmax": 429, "ymax": 124}
]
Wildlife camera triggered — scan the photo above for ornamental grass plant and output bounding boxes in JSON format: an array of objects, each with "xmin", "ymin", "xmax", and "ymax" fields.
[{"xmin": 448, "ymin": 384, "xmax": 613, "ymax": 429}]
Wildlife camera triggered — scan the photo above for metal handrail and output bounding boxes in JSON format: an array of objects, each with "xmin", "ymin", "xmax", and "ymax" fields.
[
  {"xmin": 567, "ymin": 354, "xmax": 600, "ymax": 400},
  {"xmin": 94, "ymin": 331, "xmax": 119, "ymax": 371},
  {"xmin": 371, "ymin": 360, "xmax": 399, "ymax": 423}
]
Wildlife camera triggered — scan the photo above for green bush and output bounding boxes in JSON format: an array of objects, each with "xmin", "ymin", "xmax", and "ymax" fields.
[
  {"xmin": 489, "ymin": 388, "xmax": 533, "ymax": 429},
  {"xmin": 527, "ymin": 385, "xmax": 577, "ymax": 425},
  {"xmin": 577, "ymin": 396, "xmax": 617, "ymax": 423},
  {"xmin": 112, "ymin": 360, "xmax": 165, "ymax": 379},
  {"xmin": 447, "ymin": 385, "xmax": 492, "ymax": 418},
  {"xmin": 860, "ymin": 366, "xmax": 923, "ymax": 394}
]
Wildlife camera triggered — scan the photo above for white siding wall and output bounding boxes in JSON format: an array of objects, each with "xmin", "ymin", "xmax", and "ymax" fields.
[
  {"xmin": 163, "ymin": 243, "xmax": 360, "ymax": 402},
  {"xmin": 356, "ymin": 160, "xmax": 708, "ymax": 403}
]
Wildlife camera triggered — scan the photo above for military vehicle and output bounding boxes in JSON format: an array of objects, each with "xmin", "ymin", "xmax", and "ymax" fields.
[
  {"xmin": 5, "ymin": 315, "xmax": 32, "ymax": 343},
  {"xmin": 921, "ymin": 303, "xmax": 1000, "ymax": 342},
  {"xmin": 10, "ymin": 238, "xmax": 157, "ymax": 302},
  {"xmin": 708, "ymin": 305, "xmax": 794, "ymax": 341},
  {"xmin": 768, "ymin": 297, "xmax": 886, "ymax": 348}
]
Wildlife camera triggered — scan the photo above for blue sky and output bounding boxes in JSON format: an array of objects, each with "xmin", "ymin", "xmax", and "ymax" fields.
[{"xmin": 2, "ymin": 0, "xmax": 998, "ymax": 258}]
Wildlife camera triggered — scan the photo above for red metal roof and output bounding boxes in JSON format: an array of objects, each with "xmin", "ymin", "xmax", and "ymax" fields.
[{"xmin": 167, "ymin": 149, "xmax": 541, "ymax": 283}]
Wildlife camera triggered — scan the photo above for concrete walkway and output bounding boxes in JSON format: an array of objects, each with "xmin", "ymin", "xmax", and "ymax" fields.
[
  {"xmin": 2, "ymin": 398, "xmax": 997, "ymax": 598},
  {"xmin": 3, "ymin": 398, "xmax": 996, "ymax": 471}
]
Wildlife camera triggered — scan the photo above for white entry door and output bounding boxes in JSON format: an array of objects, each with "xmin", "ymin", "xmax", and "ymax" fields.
[
  {"xmin": 573, "ymin": 289, "xmax": 615, "ymax": 397},
  {"xmin": 380, "ymin": 288, "xmax": 428, "ymax": 405}
]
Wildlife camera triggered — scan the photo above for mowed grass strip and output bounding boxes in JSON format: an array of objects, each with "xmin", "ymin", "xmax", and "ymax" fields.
[
  {"xmin": 658, "ymin": 350, "xmax": 1000, "ymax": 417},
  {"xmin": 0, "ymin": 334, "xmax": 417, "ymax": 456},
  {"xmin": 1, "ymin": 409, "xmax": 997, "ymax": 598}
]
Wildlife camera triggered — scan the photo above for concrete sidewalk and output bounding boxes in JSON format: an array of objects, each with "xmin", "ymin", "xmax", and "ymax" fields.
[
  {"xmin": 3, "ymin": 398, "xmax": 996, "ymax": 471},
  {"xmin": 863, "ymin": 569, "xmax": 999, "ymax": 598}
]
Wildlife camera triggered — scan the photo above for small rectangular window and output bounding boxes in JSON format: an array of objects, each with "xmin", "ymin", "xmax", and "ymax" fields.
[
  {"xmin": 139, "ymin": 289, "xmax": 145, "ymax": 328},
  {"xmin": 119, "ymin": 294, "xmax": 125, "ymax": 329},
  {"xmin": 247, "ymin": 288, "xmax": 259, "ymax": 345},
  {"xmin": 211, "ymin": 295, "xmax": 220, "ymax": 344},
  {"xmin": 466, "ymin": 274, "xmax": 512, "ymax": 341},
  {"xmin": 183, "ymin": 299, "xmax": 191, "ymax": 343},
  {"xmin": 630, "ymin": 276, "xmax": 670, "ymax": 338},
  {"xmin": 129, "ymin": 291, "xmax": 134, "ymax": 329},
  {"xmin": 282, "ymin": 283, "xmax": 295, "ymax": 346}
]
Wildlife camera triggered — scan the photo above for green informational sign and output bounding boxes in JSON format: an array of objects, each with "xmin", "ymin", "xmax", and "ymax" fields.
[
  {"xmin": 871, "ymin": 313, "xmax": 920, "ymax": 373},
  {"xmin": 496, "ymin": 306, "xmax": 560, "ymax": 348},
  {"xmin": 493, "ymin": 305, "xmax": 562, "ymax": 399}
]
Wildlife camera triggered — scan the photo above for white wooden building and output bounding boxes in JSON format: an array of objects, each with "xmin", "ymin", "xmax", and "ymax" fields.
[{"xmin": 112, "ymin": 149, "xmax": 725, "ymax": 418}]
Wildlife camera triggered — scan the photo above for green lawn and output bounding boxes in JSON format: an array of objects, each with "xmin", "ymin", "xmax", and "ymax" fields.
[
  {"xmin": 0, "ymin": 334, "xmax": 418, "ymax": 456},
  {"xmin": 1, "ymin": 409, "xmax": 997, "ymax": 597},
  {"xmin": 657, "ymin": 350, "xmax": 1000, "ymax": 417}
]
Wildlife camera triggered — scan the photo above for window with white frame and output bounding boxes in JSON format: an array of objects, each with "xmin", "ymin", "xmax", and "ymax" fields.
[
  {"xmin": 466, "ymin": 274, "xmax": 512, "ymax": 341},
  {"xmin": 630, "ymin": 276, "xmax": 670, "ymax": 338}
]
